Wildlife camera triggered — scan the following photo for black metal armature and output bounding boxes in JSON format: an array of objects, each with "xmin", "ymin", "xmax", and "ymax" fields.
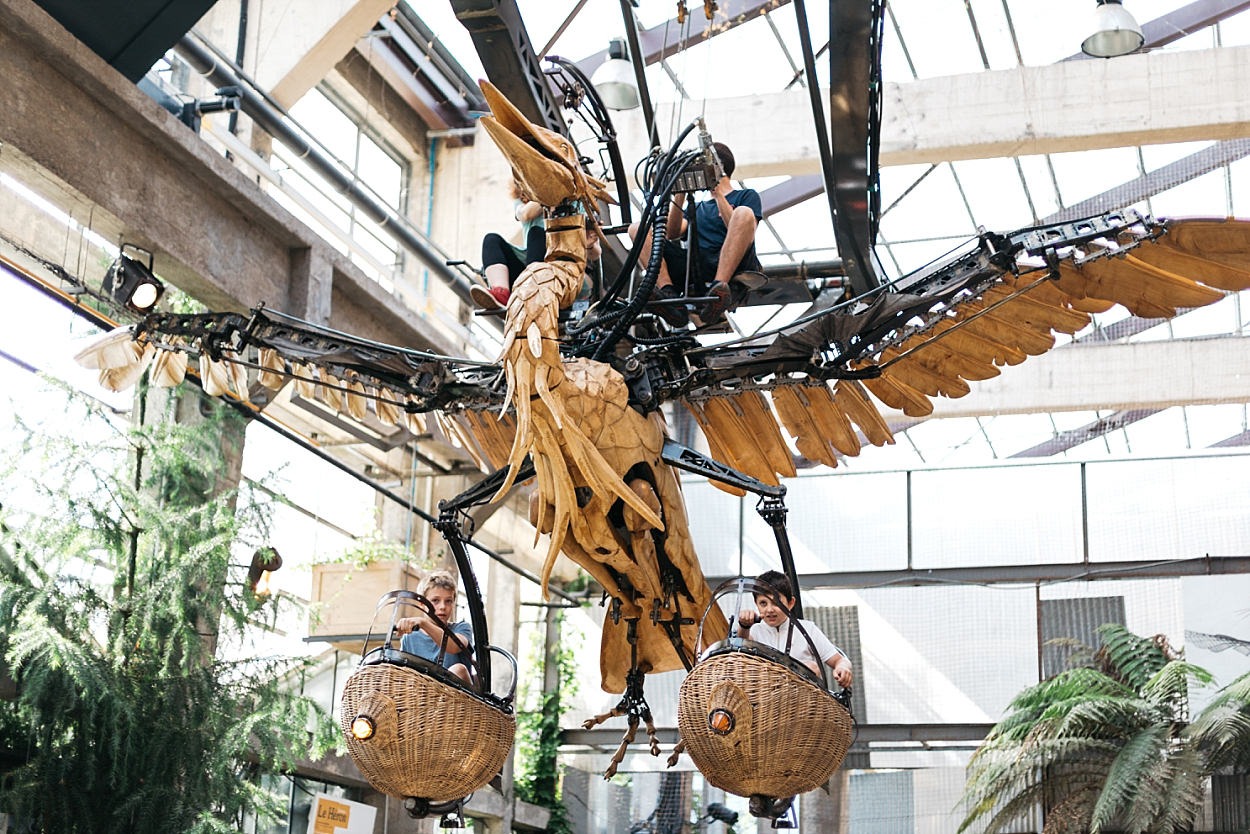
[
  {"xmin": 818, "ymin": 0, "xmax": 889, "ymax": 294},
  {"xmin": 659, "ymin": 439, "xmax": 804, "ymax": 618},
  {"xmin": 757, "ymin": 495, "xmax": 804, "ymax": 621},
  {"xmin": 439, "ymin": 457, "xmax": 537, "ymax": 514},
  {"xmin": 404, "ymin": 795, "xmax": 466, "ymax": 825},
  {"xmin": 542, "ymin": 55, "xmax": 633, "ymax": 229},
  {"xmin": 433, "ymin": 504, "xmax": 496, "ymax": 693},
  {"xmin": 660, "ymin": 439, "xmax": 786, "ymax": 498}
]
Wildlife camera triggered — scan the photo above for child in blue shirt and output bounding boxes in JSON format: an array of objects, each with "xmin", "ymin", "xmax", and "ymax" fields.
[{"xmin": 395, "ymin": 570, "xmax": 473, "ymax": 684}]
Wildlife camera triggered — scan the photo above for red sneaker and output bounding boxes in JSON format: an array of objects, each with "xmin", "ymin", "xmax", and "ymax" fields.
[{"xmin": 471, "ymin": 284, "xmax": 510, "ymax": 310}]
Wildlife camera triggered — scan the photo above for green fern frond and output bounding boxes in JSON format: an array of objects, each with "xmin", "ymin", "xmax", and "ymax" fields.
[
  {"xmin": 1096, "ymin": 624, "xmax": 1169, "ymax": 689},
  {"xmin": 1142, "ymin": 660, "xmax": 1213, "ymax": 704},
  {"xmin": 1189, "ymin": 669, "xmax": 1250, "ymax": 768},
  {"xmin": 1088, "ymin": 724, "xmax": 1169, "ymax": 830},
  {"xmin": 1148, "ymin": 744, "xmax": 1206, "ymax": 834},
  {"xmin": 1050, "ymin": 695, "xmax": 1159, "ymax": 738}
]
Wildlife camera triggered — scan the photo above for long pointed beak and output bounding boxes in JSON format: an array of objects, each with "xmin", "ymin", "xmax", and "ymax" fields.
[{"xmin": 478, "ymin": 115, "xmax": 576, "ymax": 206}]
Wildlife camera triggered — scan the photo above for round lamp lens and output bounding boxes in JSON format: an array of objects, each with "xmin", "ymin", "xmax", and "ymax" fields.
[
  {"xmin": 708, "ymin": 708, "xmax": 735, "ymax": 735},
  {"xmin": 350, "ymin": 715, "xmax": 376, "ymax": 740},
  {"xmin": 130, "ymin": 283, "xmax": 160, "ymax": 311}
]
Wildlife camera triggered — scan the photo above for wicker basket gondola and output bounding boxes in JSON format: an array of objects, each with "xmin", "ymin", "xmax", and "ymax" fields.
[
  {"xmin": 677, "ymin": 645, "xmax": 853, "ymax": 799},
  {"xmin": 340, "ymin": 659, "xmax": 516, "ymax": 803}
]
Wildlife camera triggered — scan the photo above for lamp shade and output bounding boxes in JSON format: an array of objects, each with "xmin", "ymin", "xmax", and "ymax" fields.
[
  {"xmin": 591, "ymin": 37, "xmax": 640, "ymax": 110},
  {"xmin": 1081, "ymin": 0, "xmax": 1144, "ymax": 58}
]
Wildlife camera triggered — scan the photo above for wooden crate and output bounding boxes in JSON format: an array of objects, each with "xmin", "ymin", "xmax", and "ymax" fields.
[{"xmin": 309, "ymin": 561, "xmax": 425, "ymax": 651}]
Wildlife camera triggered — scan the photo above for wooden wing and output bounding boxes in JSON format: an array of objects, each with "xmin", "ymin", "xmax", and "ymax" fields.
[
  {"xmin": 675, "ymin": 213, "xmax": 1250, "ymax": 492},
  {"xmin": 74, "ymin": 308, "xmax": 518, "ymax": 473}
]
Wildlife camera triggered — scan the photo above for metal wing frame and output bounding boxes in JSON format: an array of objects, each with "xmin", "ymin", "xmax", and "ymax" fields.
[{"xmin": 117, "ymin": 207, "xmax": 1250, "ymax": 487}]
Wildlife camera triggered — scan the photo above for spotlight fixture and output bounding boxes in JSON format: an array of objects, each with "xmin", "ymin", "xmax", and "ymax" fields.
[
  {"xmin": 103, "ymin": 244, "xmax": 165, "ymax": 313},
  {"xmin": 590, "ymin": 37, "xmax": 640, "ymax": 111},
  {"xmin": 247, "ymin": 547, "xmax": 283, "ymax": 596},
  {"xmin": 350, "ymin": 715, "xmax": 376, "ymax": 740},
  {"xmin": 1081, "ymin": 0, "xmax": 1144, "ymax": 58}
]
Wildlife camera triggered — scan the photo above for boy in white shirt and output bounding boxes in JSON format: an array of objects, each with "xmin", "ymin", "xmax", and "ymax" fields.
[{"xmin": 736, "ymin": 570, "xmax": 853, "ymax": 689}]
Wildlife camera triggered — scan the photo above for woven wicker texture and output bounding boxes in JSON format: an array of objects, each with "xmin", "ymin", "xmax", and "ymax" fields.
[
  {"xmin": 340, "ymin": 663, "xmax": 515, "ymax": 802},
  {"xmin": 677, "ymin": 652, "xmax": 852, "ymax": 798}
]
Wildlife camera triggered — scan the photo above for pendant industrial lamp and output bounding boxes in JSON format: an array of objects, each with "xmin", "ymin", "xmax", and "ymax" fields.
[
  {"xmin": 1081, "ymin": 0, "xmax": 1144, "ymax": 58},
  {"xmin": 590, "ymin": 37, "xmax": 640, "ymax": 110}
]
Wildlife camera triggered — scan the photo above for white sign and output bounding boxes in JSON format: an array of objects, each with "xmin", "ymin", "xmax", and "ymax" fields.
[{"xmin": 309, "ymin": 793, "xmax": 377, "ymax": 834}]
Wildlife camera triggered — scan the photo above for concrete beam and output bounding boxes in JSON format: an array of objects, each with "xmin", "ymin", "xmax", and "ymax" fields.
[
  {"xmin": 607, "ymin": 44, "xmax": 1250, "ymax": 179},
  {"xmin": 878, "ymin": 336, "xmax": 1250, "ymax": 423},
  {"xmin": 882, "ymin": 44, "xmax": 1250, "ymax": 166},
  {"xmin": 0, "ymin": 0, "xmax": 456, "ymax": 355},
  {"xmin": 250, "ymin": 0, "xmax": 394, "ymax": 107}
]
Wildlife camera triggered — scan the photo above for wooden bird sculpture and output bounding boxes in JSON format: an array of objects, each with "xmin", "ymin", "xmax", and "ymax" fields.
[
  {"xmin": 74, "ymin": 82, "xmax": 1250, "ymax": 783},
  {"xmin": 475, "ymin": 83, "xmax": 729, "ymax": 769}
]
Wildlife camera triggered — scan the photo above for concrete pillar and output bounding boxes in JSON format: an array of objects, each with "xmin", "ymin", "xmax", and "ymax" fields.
[{"xmin": 289, "ymin": 244, "xmax": 334, "ymax": 324}]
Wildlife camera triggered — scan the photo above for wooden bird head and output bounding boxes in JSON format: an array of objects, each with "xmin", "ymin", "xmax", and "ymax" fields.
[{"xmin": 477, "ymin": 80, "xmax": 614, "ymax": 211}]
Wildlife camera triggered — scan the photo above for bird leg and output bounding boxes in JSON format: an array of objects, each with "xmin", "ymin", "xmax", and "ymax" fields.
[
  {"xmin": 640, "ymin": 704, "xmax": 660, "ymax": 757},
  {"xmin": 665, "ymin": 739, "xmax": 686, "ymax": 768},
  {"xmin": 579, "ymin": 623, "xmax": 661, "ymax": 778},
  {"xmin": 603, "ymin": 714, "xmax": 639, "ymax": 779}
]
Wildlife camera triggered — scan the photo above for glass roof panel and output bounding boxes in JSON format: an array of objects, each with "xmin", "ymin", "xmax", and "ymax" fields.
[
  {"xmin": 1139, "ymin": 140, "xmax": 1218, "ymax": 171},
  {"xmin": 1049, "ymin": 147, "xmax": 1142, "ymax": 207},
  {"xmin": 1187, "ymin": 403, "xmax": 1250, "ymax": 448},
  {"xmin": 999, "ymin": 0, "xmax": 1091, "ymax": 65},
  {"xmin": 1167, "ymin": 294, "xmax": 1241, "ymax": 338},
  {"xmin": 1231, "ymin": 157, "xmax": 1250, "ymax": 216},
  {"xmin": 1150, "ymin": 168, "xmax": 1231, "ymax": 216},
  {"xmin": 764, "ymin": 198, "xmax": 839, "ymax": 259},
  {"xmin": 886, "ymin": 0, "xmax": 989, "ymax": 79},
  {"xmin": 952, "ymin": 156, "xmax": 1039, "ymax": 229},
  {"xmin": 967, "ymin": 0, "xmax": 1023, "ymax": 71},
  {"xmin": 982, "ymin": 412, "xmax": 1063, "ymax": 457},
  {"xmin": 878, "ymin": 163, "xmax": 978, "ymax": 245},
  {"xmin": 1220, "ymin": 9, "xmax": 1250, "ymax": 45},
  {"xmin": 1118, "ymin": 408, "xmax": 1194, "ymax": 455},
  {"xmin": 1013, "ymin": 154, "xmax": 1063, "ymax": 219}
]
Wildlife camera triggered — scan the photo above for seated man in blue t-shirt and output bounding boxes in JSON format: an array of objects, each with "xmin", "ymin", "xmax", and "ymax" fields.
[
  {"xmin": 394, "ymin": 570, "xmax": 473, "ymax": 684},
  {"xmin": 629, "ymin": 141, "xmax": 763, "ymax": 327}
]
